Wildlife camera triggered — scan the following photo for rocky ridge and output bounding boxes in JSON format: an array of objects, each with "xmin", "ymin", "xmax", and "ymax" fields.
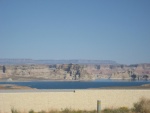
[{"xmin": 0, "ymin": 64, "xmax": 150, "ymax": 81}]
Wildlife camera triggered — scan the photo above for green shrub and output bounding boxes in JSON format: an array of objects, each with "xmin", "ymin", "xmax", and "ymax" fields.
[
  {"xmin": 38, "ymin": 110, "xmax": 46, "ymax": 113},
  {"xmin": 61, "ymin": 108, "xmax": 71, "ymax": 113},
  {"xmin": 102, "ymin": 108, "xmax": 114, "ymax": 113},
  {"xmin": 48, "ymin": 110, "xmax": 59, "ymax": 113},
  {"xmin": 102, "ymin": 107, "xmax": 129, "ymax": 113},
  {"xmin": 89, "ymin": 110, "xmax": 96, "ymax": 113},
  {"xmin": 61, "ymin": 109, "xmax": 96, "ymax": 113},
  {"xmin": 29, "ymin": 109, "xmax": 35, "ymax": 113},
  {"xmin": 118, "ymin": 107, "xmax": 129, "ymax": 113},
  {"xmin": 11, "ymin": 108, "xmax": 19, "ymax": 113},
  {"xmin": 133, "ymin": 98, "xmax": 150, "ymax": 113},
  {"xmin": 71, "ymin": 110, "xmax": 82, "ymax": 113}
]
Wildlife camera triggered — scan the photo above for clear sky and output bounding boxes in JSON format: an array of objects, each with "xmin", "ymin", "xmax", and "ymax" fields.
[{"xmin": 0, "ymin": 0, "xmax": 150, "ymax": 64}]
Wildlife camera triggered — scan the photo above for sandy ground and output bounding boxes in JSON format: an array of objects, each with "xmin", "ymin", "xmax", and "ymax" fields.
[
  {"xmin": 0, "ymin": 84, "xmax": 34, "ymax": 90},
  {"xmin": 0, "ymin": 89, "xmax": 150, "ymax": 113}
]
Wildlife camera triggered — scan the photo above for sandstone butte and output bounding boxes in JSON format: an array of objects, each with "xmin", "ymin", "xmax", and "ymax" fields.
[{"xmin": 0, "ymin": 64, "xmax": 150, "ymax": 81}]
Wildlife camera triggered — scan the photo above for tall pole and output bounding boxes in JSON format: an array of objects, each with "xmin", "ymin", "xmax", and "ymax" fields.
[{"xmin": 97, "ymin": 100, "xmax": 101, "ymax": 113}]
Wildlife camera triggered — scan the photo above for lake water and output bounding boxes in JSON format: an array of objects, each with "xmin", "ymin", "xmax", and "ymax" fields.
[{"xmin": 0, "ymin": 79, "xmax": 150, "ymax": 89}]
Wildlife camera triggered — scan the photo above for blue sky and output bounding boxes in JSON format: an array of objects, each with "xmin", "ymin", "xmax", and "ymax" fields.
[{"xmin": 0, "ymin": 0, "xmax": 150, "ymax": 64}]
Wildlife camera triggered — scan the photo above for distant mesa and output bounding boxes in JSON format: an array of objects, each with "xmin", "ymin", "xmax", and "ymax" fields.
[
  {"xmin": 0, "ymin": 59, "xmax": 117, "ymax": 65},
  {"xmin": 0, "ymin": 61, "xmax": 150, "ymax": 81}
]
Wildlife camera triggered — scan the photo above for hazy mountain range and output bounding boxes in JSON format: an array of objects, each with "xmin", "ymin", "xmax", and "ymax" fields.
[{"xmin": 0, "ymin": 59, "xmax": 117, "ymax": 65}]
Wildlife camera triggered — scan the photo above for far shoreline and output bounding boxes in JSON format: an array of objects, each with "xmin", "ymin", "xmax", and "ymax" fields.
[{"xmin": 0, "ymin": 78, "xmax": 149, "ymax": 82}]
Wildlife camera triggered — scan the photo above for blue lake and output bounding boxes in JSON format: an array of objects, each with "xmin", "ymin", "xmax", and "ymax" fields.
[{"xmin": 0, "ymin": 79, "xmax": 150, "ymax": 89}]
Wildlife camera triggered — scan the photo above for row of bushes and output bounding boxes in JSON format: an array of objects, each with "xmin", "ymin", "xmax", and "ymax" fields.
[{"xmin": 11, "ymin": 98, "xmax": 150, "ymax": 113}]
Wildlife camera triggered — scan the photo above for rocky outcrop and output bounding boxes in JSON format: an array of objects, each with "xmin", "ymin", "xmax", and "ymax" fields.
[{"xmin": 0, "ymin": 64, "xmax": 150, "ymax": 81}]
